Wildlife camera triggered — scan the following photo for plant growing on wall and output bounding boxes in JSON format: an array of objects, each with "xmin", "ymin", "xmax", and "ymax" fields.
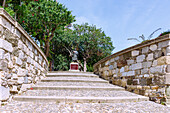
[{"xmin": 127, "ymin": 28, "xmax": 161, "ymax": 43}]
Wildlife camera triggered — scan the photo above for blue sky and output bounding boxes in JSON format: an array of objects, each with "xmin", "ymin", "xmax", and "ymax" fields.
[{"xmin": 58, "ymin": 0, "xmax": 170, "ymax": 53}]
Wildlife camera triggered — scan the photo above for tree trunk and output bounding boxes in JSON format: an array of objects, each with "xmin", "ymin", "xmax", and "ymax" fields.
[
  {"xmin": 3, "ymin": 0, "xmax": 6, "ymax": 8},
  {"xmin": 83, "ymin": 58, "xmax": 87, "ymax": 72},
  {"xmin": 49, "ymin": 60, "xmax": 52, "ymax": 71},
  {"xmin": 45, "ymin": 40, "xmax": 50, "ymax": 57}
]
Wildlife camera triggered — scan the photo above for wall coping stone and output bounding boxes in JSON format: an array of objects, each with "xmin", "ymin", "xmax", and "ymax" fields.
[
  {"xmin": 94, "ymin": 34, "xmax": 170, "ymax": 68},
  {"xmin": 0, "ymin": 8, "xmax": 48, "ymax": 69}
]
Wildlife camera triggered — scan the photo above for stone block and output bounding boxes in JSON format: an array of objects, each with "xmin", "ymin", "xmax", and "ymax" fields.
[
  {"xmin": 17, "ymin": 68, "xmax": 26, "ymax": 77},
  {"xmin": 120, "ymin": 67, "xmax": 124, "ymax": 73},
  {"xmin": 133, "ymin": 79, "xmax": 139, "ymax": 85},
  {"xmin": 127, "ymin": 71, "xmax": 135, "ymax": 76},
  {"xmin": 136, "ymin": 55, "xmax": 145, "ymax": 63},
  {"xmin": 140, "ymin": 78, "xmax": 147, "ymax": 86},
  {"xmin": 122, "ymin": 72, "xmax": 127, "ymax": 76},
  {"xmin": 135, "ymin": 70, "xmax": 140, "ymax": 75},
  {"xmin": 150, "ymin": 44, "xmax": 157, "ymax": 51},
  {"xmin": 131, "ymin": 63, "xmax": 142, "ymax": 70},
  {"xmin": 8, "ymin": 61, "xmax": 13, "ymax": 69},
  {"xmin": 147, "ymin": 53, "xmax": 154, "ymax": 61},
  {"xmin": 127, "ymin": 60, "xmax": 134, "ymax": 65},
  {"xmin": 16, "ymin": 58, "xmax": 22, "ymax": 66},
  {"xmin": 165, "ymin": 73, "xmax": 170, "ymax": 84},
  {"xmin": 132, "ymin": 50, "xmax": 139, "ymax": 56},
  {"xmin": 4, "ymin": 53, "xmax": 11, "ymax": 61},
  {"xmin": 142, "ymin": 62, "xmax": 152, "ymax": 68},
  {"xmin": 150, "ymin": 66, "xmax": 164, "ymax": 74},
  {"xmin": 0, "ymin": 60, "xmax": 7, "ymax": 71},
  {"xmin": 17, "ymin": 77, "xmax": 24, "ymax": 84},
  {"xmin": 0, "ymin": 86, "xmax": 10, "ymax": 101},
  {"xmin": 158, "ymin": 40, "xmax": 170, "ymax": 48},
  {"xmin": 105, "ymin": 60, "xmax": 110, "ymax": 66},
  {"xmin": 0, "ymin": 39, "xmax": 13, "ymax": 52},
  {"xmin": 142, "ymin": 47, "xmax": 149, "ymax": 54},
  {"xmin": 141, "ymin": 68, "xmax": 149, "ymax": 74},
  {"xmin": 11, "ymin": 85, "xmax": 18, "ymax": 93},
  {"xmin": 115, "ymin": 56, "xmax": 119, "ymax": 61},
  {"xmin": 0, "ymin": 49, "xmax": 5, "ymax": 59},
  {"xmin": 109, "ymin": 65, "xmax": 113, "ymax": 70},
  {"xmin": 20, "ymin": 84, "xmax": 31, "ymax": 91},
  {"xmin": 113, "ymin": 62, "xmax": 117, "ymax": 68},
  {"xmin": 144, "ymin": 74, "xmax": 149, "ymax": 77},
  {"xmin": 110, "ymin": 58, "xmax": 115, "ymax": 63},
  {"xmin": 154, "ymin": 50, "xmax": 162, "ymax": 58},
  {"xmin": 166, "ymin": 46, "xmax": 170, "ymax": 55},
  {"xmin": 152, "ymin": 60, "xmax": 157, "ymax": 67},
  {"xmin": 157, "ymin": 56, "xmax": 170, "ymax": 65}
]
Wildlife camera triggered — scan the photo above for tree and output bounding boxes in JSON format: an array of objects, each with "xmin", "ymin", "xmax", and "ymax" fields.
[
  {"xmin": 72, "ymin": 23, "xmax": 114, "ymax": 72},
  {"xmin": 17, "ymin": 0, "xmax": 75, "ymax": 59},
  {"xmin": 127, "ymin": 28, "xmax": 161, "ymax": 43}
]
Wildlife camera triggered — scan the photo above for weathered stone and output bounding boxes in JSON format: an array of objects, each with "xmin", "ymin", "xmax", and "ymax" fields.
[
  {"xmin": 20, "ymin": 84, "xmax": 31, "ymax": 91},
  {"xmin": 11, "ymin": 85, "xmax": 18, "ymax": 93},
  {"xmin": 105, "ymin": 60, "xmax": 110, "ymax": 66},
  {"xmin": 17, "ymin": 77, "xmax": 24, "ymax": 84},
  {"xmin": 152, "ymin": 60, "xmax": 157, "ymax": 67},
  {"xmin": 150, "ymin": 44, "xmax": 157, "ymax": 51},
  {"xmin": 27, "ymin": 56, "xmax": 31, "ymax": 64},
  {"xmin": 141, "ymin": 78, "xmax": 146, "ymax": 86},
  {"xmin": 135, "ymin": 70, "xmax": 141, "ymax": 75},
  {"xmin": 29, "ymin": 51, "xmax": 34, "ymax": 59},
  {"xmin": 142, "ymin": 47, "xmax": 149, "ymax": 54},
  {"xmin": 127, "ymin": 71, "xmax": 135, "ymax": 76},
  {"xmin": 120, "ymin": 67, "xmax": 124, "ymax": 73},
  {"xmin": 0, "ymin": 49, "xmax": 5, "ymax": 59},
  {"xmin": 122, "ymin": 72, "xmax": 127, "ymax": 76},
  {"xmin": 141, "ymin": 68, "xmax": 149, "ymax": 74},
  {"xmin": 136, "ymin": 55, "xmax": 145, "ymax": 63},
  {"xmin": 5, "ymin": 73, "xmax": 12, "ymax": 79},
  {"xmin": 154, "ymin": 50, "xmax": 162, "ymax": 58},
  {"xmin": 133, "ymin": 79, "xmax": 139, "ymax": 85},
  {"xmin": 157, "ymin": 56, "xmax": 170, "ymax": 65},
  {"xmin": 17, "ymin": 68, "xmax": 26, "ymax": 77},
  {"xmin": 0, "ymin": 39, "xmax": 13, "ymax": 52},
  {"xmin": 131, "ymin": 63, "xmax": 142, "ymax": 70},
  {"xmin": 110, "ymin": 58, "xmax": 115, "ymax": 63},
  {"xmin": 147, "ymin": 53, "xmax": 154, "ymax": 61},
  {"xmin": 132, "ymin": 50, "xmax": 139, "ymax": 56},
  {"xmin": 124, "ymin": 66, "xmax": 129, "ymax": 72},
  {"xmin": 166, "ymin": 46, "xmax": 170, "ymax": 56},
  {"xmin": 142, "ymin": 62, "xmax": 152, "ymax": 68},
  {"xmin": 150, "ymin": 66, "xmax": 164, "ymax": 74},
  {"xmin": 0, "ymin": 60, "xmax": 7, "ymax": 71},
  {"xmin": 115, "ymin": 56, "xmax": 119, "ymax": 61},
  {"xmin": 109, "ymin": 65, "xmax": 113, "ymax": 70},
  {"xmin": 158, "ymin": 40, "xmax": 170, "ymax": 48},
  {"xmin": 0, "ymin": 86, "xmax": 10, "ymax": 101},
  {"xmin": 5, "ymin": 35, "xmax": 18, "ymax": 47},
  {"xmin": 127, "ymin": 60, "xmax": 134, "ymax": 65},
  {"xmin": 165, "ymin": 73, "xmax": 170, "ymax": 84},
  {"xmin": 113, "ymin": 62, "xmax": 117, "ymax": 68},
  {"xmin": 16, "ymin": 58, "xmax": 22, "ymax": 66},
  {"xmin": 12, "ymin": 74, "xmax": 18, "ymax": 80},
  {"xmin": 144, "ymin": 74, "xmax": 150, "ymax": 77},
  {"xmin": 4, "ymin": 53, "xmax": 11, "ymax": 61}
]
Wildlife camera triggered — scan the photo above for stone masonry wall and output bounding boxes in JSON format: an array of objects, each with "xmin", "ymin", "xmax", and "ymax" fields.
[
  {"xmin": 0, "ymin": 9, "xmax": 48, "ymax": 102},
  {"xmin": 94, "ymin": 33, "xmax": 170, "ymax": 104}
]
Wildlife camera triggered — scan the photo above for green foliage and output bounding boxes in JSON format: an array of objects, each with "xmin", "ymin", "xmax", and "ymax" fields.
[
  {"xmin": 0, "ymin": 6, "xmax": 15, "ymax": 18},
  {"xmin": 159, "ymin": 30, "xmax": 170, "ymax": 37},
  {"xmin": 56, "ymin": 23, "xmax": 114, "ymax": 72},
  {"xmin": 53, "ymin": 54, "xmax": 69, "ymax": 71},
  {"xmin": 17, "ymin": 0, "xmax": 75, "ymax": 58}
]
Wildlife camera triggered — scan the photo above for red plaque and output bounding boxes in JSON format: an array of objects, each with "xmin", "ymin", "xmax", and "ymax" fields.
[{"xmin": 70, "ymin": 64, "xmax": 78, "ymax": 70}]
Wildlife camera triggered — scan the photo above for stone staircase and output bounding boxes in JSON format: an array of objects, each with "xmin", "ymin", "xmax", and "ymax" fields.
[{"xmin": 13, "ymin": 71, "xmax": 148, "ymax": 103}]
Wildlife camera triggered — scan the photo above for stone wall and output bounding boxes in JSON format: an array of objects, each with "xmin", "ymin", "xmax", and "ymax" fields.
[
  {"xmin": 94, "ymin": 33, "xmax": 170, "ymax": 105},
  {"xmin": 0, "ymin": 9, "xmax": 48, "ymax": 101}
]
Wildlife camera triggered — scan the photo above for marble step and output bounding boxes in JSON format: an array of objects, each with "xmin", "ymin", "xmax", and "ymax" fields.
[
  {"xmin": 36, "ymin": 82, "xmax": 115, "ymax": 87},
  {"xmin": 46, "ymin": 73, "xmax": 99, "ymax": 78},
  {"xmin": 41, "ymin": 77, "xmax": 108, "ymax": 83},
  {"xmin": 14, "ymin": 96, "xmax": 149, "ymax": 103},
  {"xmin": 31, "ymin": 86, "xmax": 124, "ymax": 91},
  {"xmin": 21, "ymin": 90, "xmax": 140, "ymax": 97}
]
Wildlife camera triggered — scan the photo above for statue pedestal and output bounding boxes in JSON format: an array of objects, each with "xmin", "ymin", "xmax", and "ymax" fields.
[{"xmin": 69, "ymin": 62, "xmax": 79, "ymax": 71}]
